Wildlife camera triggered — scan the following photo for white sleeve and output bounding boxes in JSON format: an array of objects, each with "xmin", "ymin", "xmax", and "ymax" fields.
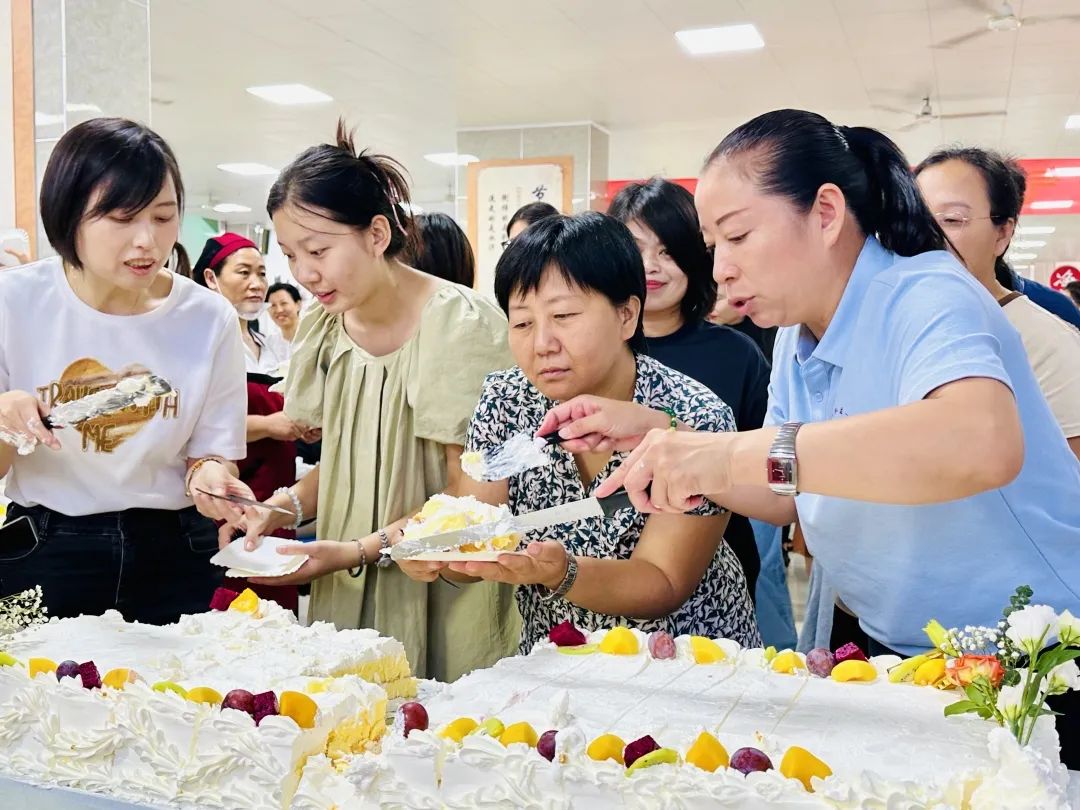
[
  {"xmin": 0, "ymin": 297, "xmax": 8, "ymax": 394},
  {"xmin": 1018, "ymin": 306, "xmax": 1080, "ymax": 439},
  {"xmin": 185, "ymin": 307, "xmax": 248, "ymax": 460}
]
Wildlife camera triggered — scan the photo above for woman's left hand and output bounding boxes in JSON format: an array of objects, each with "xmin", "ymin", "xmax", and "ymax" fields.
[
  {"xmin": 247, "ymin": 540, "xmax": 355, "ymax": 587},
  {"xmin": 190, "ymin": 461, "xmax": 254, "ymax": 524},
  {"xmin": 595, "ymin": 429, "xmax": 734, "ymax": 513},
  {"xmin": 448, "ymin": 540, "xmax": 569, "ymax": 588}
]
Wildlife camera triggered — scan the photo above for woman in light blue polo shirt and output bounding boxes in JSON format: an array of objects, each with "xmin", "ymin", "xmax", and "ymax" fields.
[{"xmin": 541, "ymin": 109, "xmax": 1080, "ymax": 767}]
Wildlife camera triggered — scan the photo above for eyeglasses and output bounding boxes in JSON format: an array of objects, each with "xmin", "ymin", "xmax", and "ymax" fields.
[{"xmin": 933, "ymin": 212, "xmax": 997, "ymax": 231}]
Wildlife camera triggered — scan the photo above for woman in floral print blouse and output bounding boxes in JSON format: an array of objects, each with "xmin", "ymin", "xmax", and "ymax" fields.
[{"xmin": 398, "ymin": 212, "xmax": 760, "ymax": 653}]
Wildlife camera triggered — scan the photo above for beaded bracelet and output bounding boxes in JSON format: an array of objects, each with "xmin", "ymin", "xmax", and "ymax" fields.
[
  {"xmin": 184, "ymin": 456, "xmax": 226, "ymax": 497},
  {"xmin": 274, "ymin": 486, "xmax": 303, "ymax": 530}
]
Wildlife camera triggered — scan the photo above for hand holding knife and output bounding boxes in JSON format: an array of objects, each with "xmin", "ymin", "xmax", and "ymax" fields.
[{"xmin": 195, "ymin": 489, "xmax": 296, "ymax": 516}]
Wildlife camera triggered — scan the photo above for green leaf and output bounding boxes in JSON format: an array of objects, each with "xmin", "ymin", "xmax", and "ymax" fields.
[
  {"xmin": 1034, "ymin": 647, "xmax": 1080, "ymax": 677},
  {"xmin": 1003, "ymin": 670, "xmax": 1021, "ymax": 687},
  {"xmin": 944, "ymin": 700, "xmax": 981, "ymax": 717}
]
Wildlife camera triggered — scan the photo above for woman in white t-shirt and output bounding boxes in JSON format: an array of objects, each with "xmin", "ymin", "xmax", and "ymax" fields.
[
  {"xmin": 0, "ymin": 118, "xmax": 255, "ymax": 623},
  {"xmin": 916, "ymin": 147, "xmax": 1080, "ymax": 459}
]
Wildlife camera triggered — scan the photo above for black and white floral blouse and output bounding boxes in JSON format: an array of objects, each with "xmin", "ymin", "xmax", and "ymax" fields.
[{"xmin": 465, "ymin": 353, "xmax": 762, "ymax": 654}]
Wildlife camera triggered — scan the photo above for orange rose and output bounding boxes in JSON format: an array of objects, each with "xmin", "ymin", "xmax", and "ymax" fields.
[{"xmin": 946, "ymin": 654, "xmax": 1005, "ymax": 689}]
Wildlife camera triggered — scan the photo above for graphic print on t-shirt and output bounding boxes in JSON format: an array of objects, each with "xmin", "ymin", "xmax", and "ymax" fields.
[{"xmin": 34, "ymin": 358, "xmax": 180, "ymax": 453}]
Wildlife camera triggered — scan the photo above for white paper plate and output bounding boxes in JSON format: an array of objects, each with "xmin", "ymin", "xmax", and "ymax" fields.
[
  {"xmin": 405, "ymin": 550, "xmax": 528, "ymax": 562},
  {"xmin": 210, "ymin": 536, "xmax": 309, "ymax": 577}
]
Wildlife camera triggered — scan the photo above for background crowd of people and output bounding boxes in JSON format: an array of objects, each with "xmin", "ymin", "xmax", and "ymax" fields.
[{"xmin": 0, "ymin": 108, "xmax": 1077, "ymax": 764}]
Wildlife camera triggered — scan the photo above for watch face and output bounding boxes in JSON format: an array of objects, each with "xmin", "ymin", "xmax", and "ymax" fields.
[{"xmin": 767, "ymin": 457, "xmax": 795, "ymax": 485}]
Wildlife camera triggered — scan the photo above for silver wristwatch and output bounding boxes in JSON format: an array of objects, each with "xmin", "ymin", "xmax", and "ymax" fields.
[
  {"xmin": 766, "ymin": 422, "xmax": 803, "ymax": 496},
  {"xmin": 540, "ymin": 554, "xmax": 578, "ymax": 603}
]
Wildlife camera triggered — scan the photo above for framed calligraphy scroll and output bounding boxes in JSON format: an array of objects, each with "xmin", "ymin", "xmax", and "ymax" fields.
[{"xmin": 467, "ymin": 156, "xmax": 573, "ymax": 296}]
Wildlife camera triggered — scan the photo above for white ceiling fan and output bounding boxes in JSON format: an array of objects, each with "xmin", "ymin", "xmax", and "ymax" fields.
[
  {"xmin": 935, "ymin": 1, "xmax": 1080, "ymax": 49},
  {"xmin": 875, "ymin": 95, "xmax": 1006, "ymax": 132}
]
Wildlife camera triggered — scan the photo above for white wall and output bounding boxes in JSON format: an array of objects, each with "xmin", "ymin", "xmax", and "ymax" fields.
[{"xmin": 0, "ymin": 0, "xmax": 16, "ymax": 228}]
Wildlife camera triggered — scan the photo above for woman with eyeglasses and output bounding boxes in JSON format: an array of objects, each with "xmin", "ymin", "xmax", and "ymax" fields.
[
  {"xmin": 915, "ymin": 147, "xmax": 1080, "ymax": 460},
  {"xmin": 538, "ymin": 110, "xmax": 1080, "ymax": 766}
]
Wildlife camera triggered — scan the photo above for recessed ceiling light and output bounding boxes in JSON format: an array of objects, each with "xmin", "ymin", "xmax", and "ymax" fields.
[
  {"xmin": 1030, "ymin": 200, "xmax": 1074, "ymax": 210},
  {"xmin": 217, "ymin": 162, "xmax": 278, "ymax": 177},
  {"xmin": 1045, "ymin": 166, "xmax": 1080, "ymax": 177},
  {"xmin": 675, "ymin": 24, "xmax": 765, "ymax": 55},
  {"xmin": 246, "ymin": 84, "xmax": 332, "ymax": 105},
  {"xmin": 1066, "ymin": 115, "xmax": 1080, "ymax": 129},
  {"xmin": 1012, "ymin": 264, "xmax": 1033, "ymax": 271},
  {"xmin": 1008, "ymin": 252, "xmax": 1039, "ymax": 260},
  {"xmin": 1011, "ymin": 240, "xmax": 1047, "ymax": 249},
  {"xmin": 424, "ymin": 152, "xmax": 479, "ymax": 167},
  {"xmin": 212, "ymin": 203, "xmax": 252, "ymax": 214},
  {"xmin": 1016, "ymin": 225, "xmax": 1056, "ymax": 235}
]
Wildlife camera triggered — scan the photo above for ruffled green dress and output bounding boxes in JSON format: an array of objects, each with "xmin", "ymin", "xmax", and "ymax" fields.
[{"xmin": 284, "ymin": 283, "xmax": 521, "ymax": 681}]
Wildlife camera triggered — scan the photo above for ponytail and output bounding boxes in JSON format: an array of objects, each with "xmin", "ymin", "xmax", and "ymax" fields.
[
  {"xmin": 268, "ymin": 118, "xmax": 418, "ymax": 259},
  {"xmin": 706, "ymin": 109, "xmax": 947, "ymax": 258},
  {"xmin": 836, "ymin": 126, "xmax": 946, "ymax": 255}
]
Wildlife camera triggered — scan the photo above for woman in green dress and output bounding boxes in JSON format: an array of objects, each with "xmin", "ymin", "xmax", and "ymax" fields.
[{"xmin": 231, "ymin": 123, "xmax": 519, "ymax": 681}]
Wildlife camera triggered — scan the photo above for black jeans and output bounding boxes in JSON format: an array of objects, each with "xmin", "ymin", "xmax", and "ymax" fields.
[
  {"xmin": 868, "ymin": 636, "xmax": 1079, "ymax": 770},
  {"xmin": 0, "ymin": 503, "xmax": 223, "ymax": 626}
]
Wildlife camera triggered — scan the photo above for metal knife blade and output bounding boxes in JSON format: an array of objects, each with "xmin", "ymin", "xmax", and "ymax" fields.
[
  {"xmin": 390, "ymin": 489, "xmax": 633, "ymax": 561},
  {"xmin": 194, "ymin": 489, "xmax": 296, "ymax": 516},
  {"xmin": 42, "ymin": 374, "xmax": 174, "ymax": 429}
]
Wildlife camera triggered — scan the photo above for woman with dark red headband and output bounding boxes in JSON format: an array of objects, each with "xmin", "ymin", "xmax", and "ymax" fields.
[{"xmin": 194, "ymin": 233, "xmax": 318, "ymax": 613}]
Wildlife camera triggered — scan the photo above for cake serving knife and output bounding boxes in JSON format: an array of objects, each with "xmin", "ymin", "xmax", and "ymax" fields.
[
  {"xmin": 42, "ymin": 374, "xmax": 174, "ymax": 429},
  {"xmin": 390, "ymin": 489, "xmax": 634, "ymax": 561}
]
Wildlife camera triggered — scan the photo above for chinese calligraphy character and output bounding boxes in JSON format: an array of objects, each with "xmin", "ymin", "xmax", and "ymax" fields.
[{"xmin": 531, "ymin": 185, "xmax": 547, "ymax": 200}]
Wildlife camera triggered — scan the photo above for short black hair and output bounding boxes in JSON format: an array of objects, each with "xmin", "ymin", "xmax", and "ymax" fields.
[
  {"xmin": 267, "ymin": 282, "xmax": 301, "ymax": 302},
  {"xmin": 506, "ymin": 201, "xmax": 559, "ymax": 238},
  {"xmin": 608, "ymin": 178, "xmax": 717, "ymax": 324},
  {"xmin": 413, "ymin": 212, "xmax": 476, "ymax": 287},
  {"xmin": 1066, "ymin": 280, "xmax": 1080, "ymax": 308},
  {"xmin": 40, "ymin": 117, "xmax": 184, "ymax": 269},
  {"xmin": 914, "ymin": 146, "xmax": 1026, "ymax": 289},
  {"xmin": 494, "ymin": 212, "xmax": 646, "ymax": 353}
]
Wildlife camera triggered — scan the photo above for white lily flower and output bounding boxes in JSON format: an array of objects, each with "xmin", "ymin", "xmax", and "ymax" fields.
[
  {"xmin": 996, "ymin": 683, "xmax": 1025, "ymax": 724},
  {"xmin": 1057, "ymin": 610, "xmax": 1080, "ymax": 648},
  {"xmin": 1005, "ymin": 605, "xmax": 1059, "ymax": 657},
  {"xmin": 1047, "ymin": 660, "xmax": 1080, "ymax": 696}
]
